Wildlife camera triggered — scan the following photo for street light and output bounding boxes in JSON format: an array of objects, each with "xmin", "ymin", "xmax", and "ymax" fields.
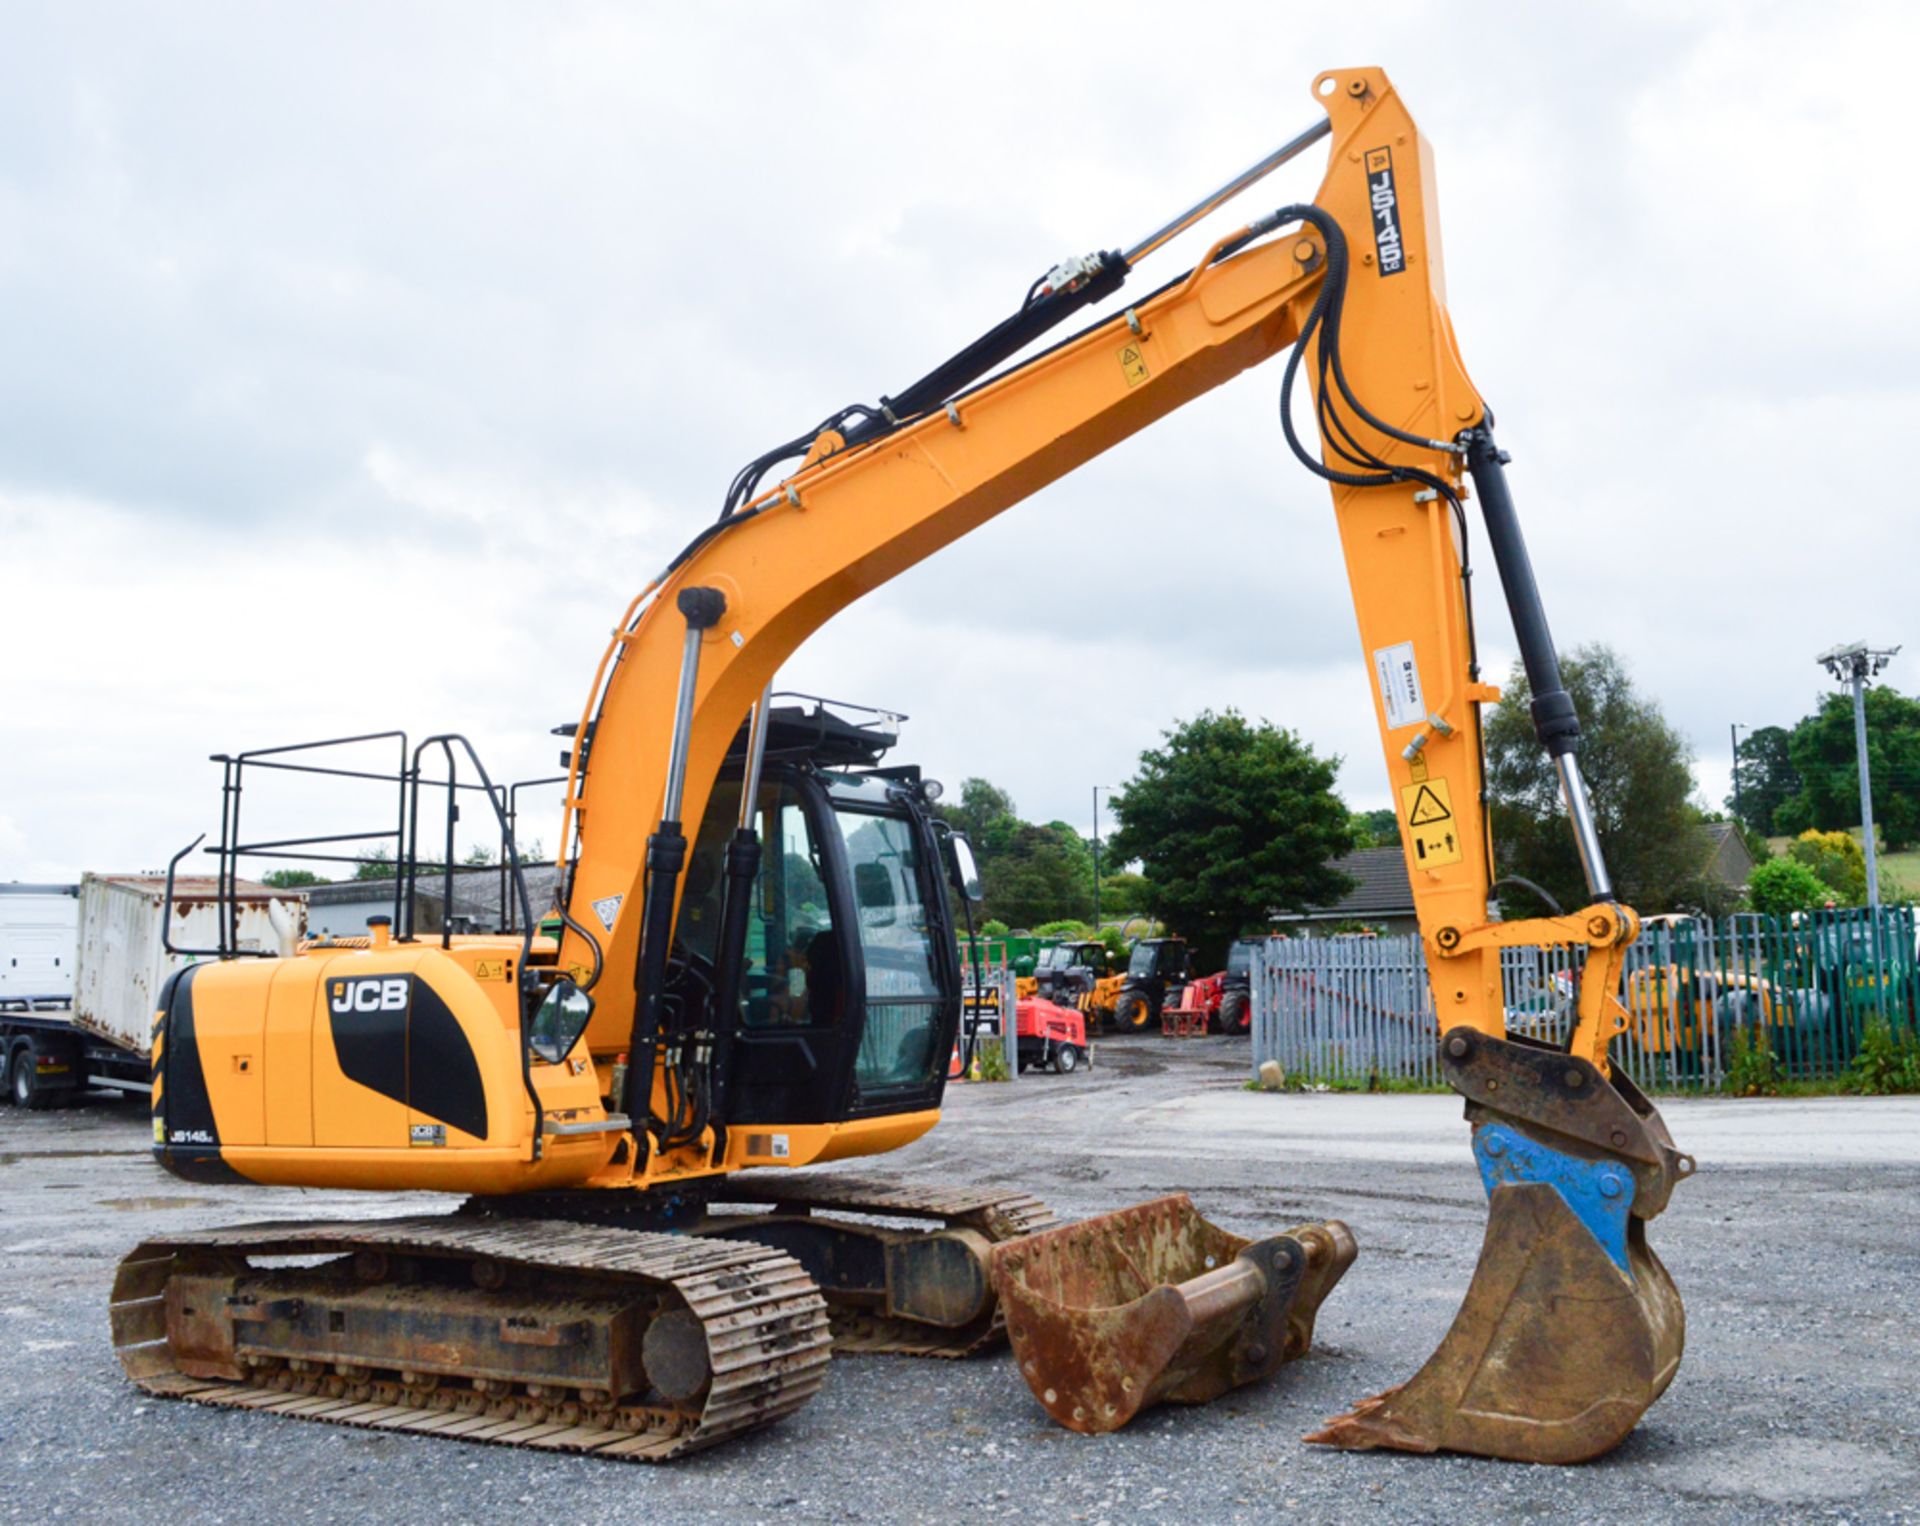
[
  {"xmin": 1730, "ymin": 722, "xmax": 1744, "ymax": 825},
  {"xmin": 1092, "ymin": 786, "xmax": 1118, "ymax": 928},
  {"xmin": 1815, "ymin": 641, "xmax": 1901, "ymax": 916}
]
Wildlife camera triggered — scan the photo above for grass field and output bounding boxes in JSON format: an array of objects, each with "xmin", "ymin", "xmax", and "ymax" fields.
[{"xmin": 1766, "ymin": 830, "xmax": 1920, "ymax": 896}]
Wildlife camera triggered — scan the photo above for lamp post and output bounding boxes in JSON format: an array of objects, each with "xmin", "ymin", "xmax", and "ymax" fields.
[
  {"xmin": 1092, "ymin": 786, "xmax": 1116, "ymax": 929},
  {"xmin": 1730, "ymin": 722, "xmax": 1744, "ymax": 826},
  {"xmin": 1816, "ymin": 642, "xmax": 1901, "ymax": 916}
]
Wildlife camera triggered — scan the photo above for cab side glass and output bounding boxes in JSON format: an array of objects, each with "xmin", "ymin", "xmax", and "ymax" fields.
[{"xmin": 529, "ymin": 979, "xmax": 594, "ymax": 1064}]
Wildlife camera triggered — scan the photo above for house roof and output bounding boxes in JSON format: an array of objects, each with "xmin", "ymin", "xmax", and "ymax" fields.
[
  {"xmin": 1697, "ymin": 821, "xmax": 1756, "ymax": 887},
  {"xmin": 1276, "ymin": 847, "xmax": 1413, "ymax": 922},
  {"xmin": 305, "ymin": 865, "xmax": 561, "ymax": 924}
]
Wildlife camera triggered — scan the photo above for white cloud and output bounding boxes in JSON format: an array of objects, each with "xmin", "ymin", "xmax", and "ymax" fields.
[{"xmin": 2, "ymin": 2, "xmax": 1915, "ymax": 882}]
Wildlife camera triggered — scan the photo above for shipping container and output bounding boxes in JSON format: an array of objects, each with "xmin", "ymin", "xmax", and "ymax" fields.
[
  {"xmin": 1, "ymin": 874, "xmax": 306, "ymax": 1108},
  {"xmin": 0, "ymin": 884, "xmax": 80, "ymax": 1009}
]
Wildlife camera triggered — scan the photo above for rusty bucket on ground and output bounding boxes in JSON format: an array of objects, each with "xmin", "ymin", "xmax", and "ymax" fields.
[{"xmin": 988, "ymin": 1194, "xmax": 1356, "ymax": 1434}]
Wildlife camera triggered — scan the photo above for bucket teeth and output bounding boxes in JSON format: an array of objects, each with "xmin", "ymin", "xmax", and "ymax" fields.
[{"xmin": 989, "ymin": 1194, "xmax": 1355, "ymax": 1434}]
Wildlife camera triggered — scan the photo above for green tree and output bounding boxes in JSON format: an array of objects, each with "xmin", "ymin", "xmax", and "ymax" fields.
[
  {"xmin": 1099, "ymin": 869, "xmax": 1151, "ymax": 915},
  {"xmin": 462, "ymin": 844, "xmax": 496, "ymax": 867},
  {"xmin": 1728, "ymin": 725, "xmax": 1800, "ymax": 835},
  {"xmin": 354, "ymin": 847, "xmax": 395, "ymax": 882},
  {"xmin": 1746, "ymin": 857, "xmax": 1830, "ymax": 917},
  {"xmin": 261, "ymin": 868, "xmax": 324, "ymax": 889},
  {"xmin": 939, "ymin": 778, "xmax": 1022, "ymax": 858},
  {"xmin": 1347, "ymin": 807, "xmax": 1399, "ymax": 849},
  {"xmin": 1777, "ymin": 686, "xmax": 1920, "ymax": 850},
  {"xmin": 1485, "ymin": 646, "xmax": 1703, "ymax": 915},
  {"xmin": 985, "ymin": 822, "xmax": 1095, "ymax": 929},
  {"xmin": 1108, "ymin": 710, "xmax": 1354, "ymax": 967}
]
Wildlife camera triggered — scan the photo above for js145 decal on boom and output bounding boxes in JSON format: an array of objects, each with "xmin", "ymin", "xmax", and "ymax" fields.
[{"xmin": 118, "ymin": 66, "xmax": 1686, "ymax": 1466}]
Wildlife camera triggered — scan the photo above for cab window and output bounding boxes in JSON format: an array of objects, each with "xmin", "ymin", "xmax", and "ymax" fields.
[
  {"xmin": 834, "ymin": 808, "xmax": 943, "ymax": 1092},
  {"xmin": 684, "ymin": 779, "xmax": 842, "ymax": 1029}
]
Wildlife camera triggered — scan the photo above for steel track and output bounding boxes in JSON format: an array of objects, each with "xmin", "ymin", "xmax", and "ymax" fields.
[{"xmin": 110, "ymin": 1215, "xmax": 831, "ymax": 1462}]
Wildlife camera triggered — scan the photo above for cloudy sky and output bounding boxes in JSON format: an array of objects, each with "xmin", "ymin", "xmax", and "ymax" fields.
[{"xmin": 2, "ymin": 1, "xmax": 1914, "ymax": 882}]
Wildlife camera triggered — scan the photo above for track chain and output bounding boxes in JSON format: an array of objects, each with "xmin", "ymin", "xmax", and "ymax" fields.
[{"xmin": 109, "ymin": 1215, "xmax": 830, "ymax": 1461}]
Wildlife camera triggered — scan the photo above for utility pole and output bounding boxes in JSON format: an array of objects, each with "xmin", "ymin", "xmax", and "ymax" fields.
[
  {"xmin": 1730, "ymin": 722, "xmax": 1744, "ymax": 825},
  {"xmin": 1816, "ymin": 642, "xmax": 1901, "ymax": 916},
  {"xmin": 1092, "ymin": 785, "xmax": 1114, "ymax": 929}
]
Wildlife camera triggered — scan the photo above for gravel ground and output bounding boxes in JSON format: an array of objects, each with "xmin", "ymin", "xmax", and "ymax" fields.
[{"xmin": 3, "ymin": 1038, "xmax": 1916, "ymax": 1524}]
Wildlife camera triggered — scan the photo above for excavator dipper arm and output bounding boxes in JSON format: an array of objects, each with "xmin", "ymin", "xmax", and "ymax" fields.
[{"xmin": 548, "ymin": 66, "xmax": 1687, "ymax": 1462}]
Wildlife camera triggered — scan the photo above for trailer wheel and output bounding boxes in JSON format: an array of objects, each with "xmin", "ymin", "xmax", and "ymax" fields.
[
  {"xmin": 1218, "ymin": 989, "xmax": 1250, "ymax": 1035},
  {"xmin": 1053, "ymin": 1044, "xmax": 1081, "ymax": 1075},
  {"xmin": 10, "ymin": 1047, "xmax": 58, "ymax": 1110}
]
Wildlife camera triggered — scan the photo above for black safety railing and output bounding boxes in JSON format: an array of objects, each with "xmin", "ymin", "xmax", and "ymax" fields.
[{"xmin": 161, "ymin": 730, "xmax": 549, "ymax": 959}]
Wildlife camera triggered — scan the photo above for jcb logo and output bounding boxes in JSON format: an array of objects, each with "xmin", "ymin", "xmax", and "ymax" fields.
[{"xmin": 330, "ymin": 976, "xmax": 411, "ymax": 1014}]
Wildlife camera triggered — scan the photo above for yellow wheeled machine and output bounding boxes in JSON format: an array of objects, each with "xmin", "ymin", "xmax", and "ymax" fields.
[{"xmin": 120, "ymin": 67, "xmax": 1685, "ymax": 1465}]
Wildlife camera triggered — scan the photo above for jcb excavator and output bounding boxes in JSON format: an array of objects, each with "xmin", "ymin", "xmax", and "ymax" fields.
[{"xmin": 116, "ymin": 67, "xmax": 1688, "ymax": 1466}]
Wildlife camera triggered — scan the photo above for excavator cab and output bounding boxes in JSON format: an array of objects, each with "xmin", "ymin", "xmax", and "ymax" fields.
[{"xmin": 673, "ymin": 699, "xmax": 963, "ymax": 1127}]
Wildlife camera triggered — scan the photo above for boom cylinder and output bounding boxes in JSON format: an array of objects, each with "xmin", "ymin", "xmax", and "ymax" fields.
[
  {"xmin": 624, "ymin": 587, "xmax": 727, "ymax": 1134},
  {"xmin": 1463, "ymin": 428, "xmax": 1614, "ymax": 902}
]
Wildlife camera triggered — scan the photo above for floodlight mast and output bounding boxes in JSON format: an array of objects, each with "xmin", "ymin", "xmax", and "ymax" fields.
[{"xmin": 1816, "ymin": 641, "xmax": 1902, "ymax": 915}]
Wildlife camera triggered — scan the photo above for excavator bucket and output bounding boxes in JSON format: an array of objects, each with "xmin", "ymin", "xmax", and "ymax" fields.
[
  {"xmin": 1308, "ymin": 1100, "xmax": 1688, "ymax": 1464},
  {"xmin": 988, "ymin": 1194, "xmax": 1355, "ymax": 1434}
]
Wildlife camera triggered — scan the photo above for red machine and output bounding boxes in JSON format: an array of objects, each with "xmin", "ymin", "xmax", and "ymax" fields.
[
  {"xmin": 1160, "ymin": 973, "xmax": 1228, "ymax": 1036},
  {"xmin": 1016, "ymin": 997, "xmax": 1088, "ymax": 1073}
]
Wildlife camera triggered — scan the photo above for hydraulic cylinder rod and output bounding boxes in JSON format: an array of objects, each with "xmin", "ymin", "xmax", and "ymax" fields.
[
  {"xmin": 1463, "ymin": 427, "xmax": 1614, "ymax": 902},
  {"xmin": 624, "ymin": 587, "xmax": 726, "ymax": 1133}
]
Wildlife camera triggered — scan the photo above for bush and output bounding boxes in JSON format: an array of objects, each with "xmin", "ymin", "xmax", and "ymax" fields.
[
  {"xmin": 979, "ymin": 919, "xmax": 1009, "ymax": 937},
  {"xmin": 1789, "ymin": 829, "xmax": 1867, "ymax": 904},
  {"xmin": 1746, "ymin": 857, "xmax": 1830, "ymax": 916},
  {"xmin": 1033, "ymin": 919, "xmax": 1094, "ymax": 939},
  {"xmin": 972, "ymin": 1041, "xmax": 1010, "ymax": 1083},
  {"xmin": 1724, "ymin": 1024, "xmax": 1782, "ymax": 1097},
  {"xmin": 1846, "ymin": 1019, "xmax": 1920, "ymax": 1095}
]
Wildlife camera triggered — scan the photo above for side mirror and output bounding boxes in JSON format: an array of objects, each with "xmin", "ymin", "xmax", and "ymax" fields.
[
  {"xmin": 529, "ymin": 978, "xmax": 594, "ymax": 1064},
  {"xmin": 946, "ymin": 832, "xmax": 985, "ymax": 906}
]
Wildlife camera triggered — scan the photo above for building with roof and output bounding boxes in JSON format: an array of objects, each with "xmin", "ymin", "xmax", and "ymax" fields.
[
  {"xmin": 304, "ymin": 865, "xmax": 560, "ymax": 938},
  {"xmin": 1273, "ymin": 847, "xmax": 1417, "ymax": 937}
]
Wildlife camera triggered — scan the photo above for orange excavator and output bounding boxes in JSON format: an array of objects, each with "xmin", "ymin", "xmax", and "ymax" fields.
[{"xmin": 117, "ymin": 68, "xmax": 1686, "ymax": 1466}]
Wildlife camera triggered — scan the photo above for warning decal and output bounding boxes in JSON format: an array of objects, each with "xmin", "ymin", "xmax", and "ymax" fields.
[
  {"xmin": 1119, "ymin": 341, "xmax": 1150, "ymax": 387},
  {"xmin": 1406, "ymin": 785, "xmax": 1450, "ymax": 825},
  {"xmin": 1399, "ymin": 777, "xmax": 1463, "ymax": 868}
]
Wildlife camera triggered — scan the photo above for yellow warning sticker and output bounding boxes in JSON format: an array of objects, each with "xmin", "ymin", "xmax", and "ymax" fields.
[
  {"xmin": 1119, "ymin": 341, "xmax": 1150, "ymax": 387},
  {"xmin": 1400, "ymin": 777, "xmax": 1463, "ymax": 868},
  {"xmin": 474, "ymin": 959, "xmax": 506, "ymax": 982}
]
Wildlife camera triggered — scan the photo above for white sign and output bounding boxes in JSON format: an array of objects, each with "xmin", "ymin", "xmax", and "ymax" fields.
[
  {"xmin": 592, "ymin": 894, "xmax": 624, "ymax": 931},
  {"xmin": 1373, "ymin": 641, "xmax": 1425, "ymax": 730}
]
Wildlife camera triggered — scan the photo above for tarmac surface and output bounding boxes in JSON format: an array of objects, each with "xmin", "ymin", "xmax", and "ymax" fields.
[{"xmin": 3, "ymin": 1036, "xmax": 1916, "ymax": 1523}]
